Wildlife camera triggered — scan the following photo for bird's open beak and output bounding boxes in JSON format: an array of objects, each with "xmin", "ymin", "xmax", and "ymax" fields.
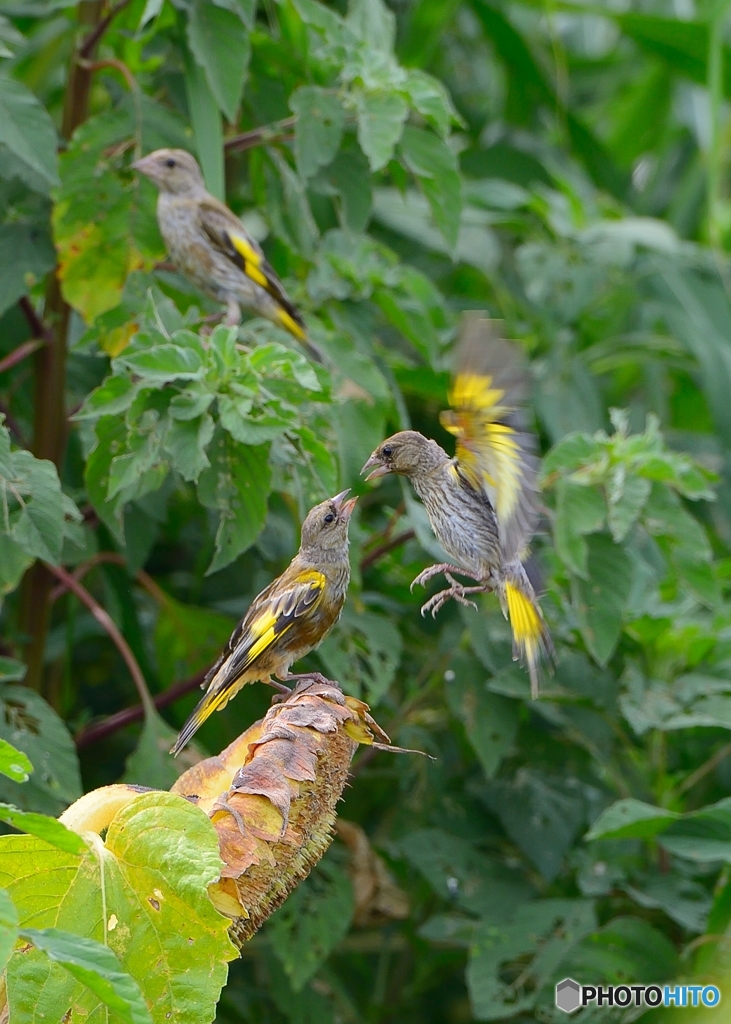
[
  {"xmin": 360, "ymin": 454, "xmax": 391, "ymax": 482},
  {"xmin": 131, "ymin": 154, "xmax": 154, "ymax": 176},
  {"xmin": 332, "ymin": 489, "xmax": 358, "ymax": 519}
]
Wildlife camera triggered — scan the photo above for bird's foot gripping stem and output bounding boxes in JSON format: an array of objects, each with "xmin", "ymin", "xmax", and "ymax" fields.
[{"xmin": 420, "ymin": 574, "xmax": 490, "ymax": 618}]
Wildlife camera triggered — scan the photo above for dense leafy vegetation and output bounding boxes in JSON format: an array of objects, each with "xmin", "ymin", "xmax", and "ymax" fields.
[{"xmin": 3, "ymin": 0, "xmax": 731, "ymax": 1018}]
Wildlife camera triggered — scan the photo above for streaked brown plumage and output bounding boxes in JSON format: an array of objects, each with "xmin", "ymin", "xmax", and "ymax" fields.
[
  {"xmin": 361, "ymin": 316, "xmax": 552, "ymax": 697},
  {"xmin": 132, "ymin": 148, "xmax": 323, "ymax": 363},
  {"xmin": 171, "ymin": 489, "xmax": 357, "ymax": 755}
]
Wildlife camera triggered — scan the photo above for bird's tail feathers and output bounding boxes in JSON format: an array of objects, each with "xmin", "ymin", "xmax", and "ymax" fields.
[
  {"xmin": 500, "ymin": 569, "xmax": 554, "ymax": 700},
  {"xmin": 170, "ymin": 684, "xmax": 233, "ymax": 757},
  {"xmin": 274, "ymin": 308, "xmax": 325, "ymax": 364}
]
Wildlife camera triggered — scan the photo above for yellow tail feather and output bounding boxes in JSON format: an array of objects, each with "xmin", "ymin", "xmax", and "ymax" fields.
[
  {"xmin": 503, "ymin": 580, "xmax": 552, "ymax": 699},
  {"xmin": 276, "ymin": 307, "xmax": 307, "ymax": 342},
  {"xmin": 169, "ymin": 685, "xmax": 234, "ymax": 757}
]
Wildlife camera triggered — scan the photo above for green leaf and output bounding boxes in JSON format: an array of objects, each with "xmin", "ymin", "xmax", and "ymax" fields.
[
  {"xmin": 572, "ymin": 534, "xmax": 632, "ymax": 665},
  {"xmin": 53, "ymin": 107, "xmax": 166, "ymax": 321},
  {"xmin": 0, "ymin": 658, "xmax": 26, "ymax": 684},
  {"xmin": 0, "ymin": 739, "xmax": 32, "ymax": 783},
  {"xmin": 480, "ymin": 773, "xmax": 585, "ymax": 882},
  {"xmin": 400, "ymin": 127, "xmax": 462, "ymax": 250},
  {"xmin": 114, "ymin": 338, "xmax": 205, "ymax": 383},
  {"xmin": 123, "ymin": 708, "xmax": 184, "ymax": 790},
  {"xmin": 266, "ymin": 853, "xmax": 354, "ymax": 990},
  {"xmin": 183, "ymin": 49, "xmax": 224, "ymax": 201},
  {"xmin": 164, "ymin": 413, "xmax": 214, "ymax": 481},
  {"xmin": 0, "ymin": 221, "xmax": 56, "ymax": 317},
  {"xmin": 607, "ymin": 474, "xmax": 651, "ymax": 543},
  {"xmin": 559, "ymin": 916, "xmax": 679, "ymax": 988},
  {"xmin": 346, "ymin": 0, "xmax": 395, "ymax": 52},
  {"xmin": 398, "ymin": 828, "xmax": 533, "ymax": 918},
  {"xmin": 197, "ymin": 431, "xmax": 272, "ymax": 574},
  {"xmin": 445, "ymin": 653, "xmax": 518, "ymax": 779},
  {"xmin": 154, "ymin": 597, "xmax": 235, "ymax": 689},
  {"xmin": 290, "ymin": 87, "xmax": 346, "ymax": 179},
  {"xmin": 404, "ymin": 69, "xmax": 461, "ymax": 138},
  {"xmin": 0, "ymin": 887, "xmax": 18, "ymax": 973},
  {"xmin": 355, "ymin": 91, "xmax": 408, "ymax": 171},
  {"xmin": 554, "ymin": 481, "xmax": 605, "ymax": 578},
  {"xmin": 1, "ymin": 792, "xmax": 235, "ymax": 1022},
  {"xmin": 20, "ymin": 928, "xmax": 153, "ymax": 1024},
  {"xmin": 0, "ymin": 685, "xmax": 81, "ymax": 815},
  {"xmin": 467, "ymin": 899, "xmax": 595, "ymax": 1020},
  {"xmin": 187, "ymin": 0, "xmax": 250, "ymax": 122},
  {"xmin": 0, "ymin": 803, "xmax": 86, "ymax": 854},
  {"xmin": 586, "ymin": 799, "xmax": 679, "ymax": 841},
  {"xmin": 0, "ymin": 76, "xmax": 59, "ymax": 191},
  {"xmin": 317, "ymin": 604, "xmax": 402, "ymax": 704}
]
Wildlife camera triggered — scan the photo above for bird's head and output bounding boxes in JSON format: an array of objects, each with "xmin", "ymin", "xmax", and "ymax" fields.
[
  {"xmin": 361, "ymin": 431, "xmax": 446, "ymax": 482},
  {"xmin": 300, "ymin": 490, "xmax": 358, "ymax": 554},
  {"xmin": 131, "ymin": 149, "xmax": 205, "ymax": 196}
]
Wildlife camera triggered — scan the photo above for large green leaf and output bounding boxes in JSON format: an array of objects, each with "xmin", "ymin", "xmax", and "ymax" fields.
[
  {"xmin": 187, "ymin": 0, "xmax": 250, "ymax": 122},
  {"xmin": 0, "ymin": 76, "xmax": 59, "ymax": 191},
  {"xmin": 290, "ymin": 87, "xmax": 346, "ymax": 179},
  {"xmin": 1, "ymin": 791, "xmax": 236, "ymax": 1023},
  {"xmin": 400, "ymin": 126, "xmax": 462, "ymax": 250},
  {"xmin": 0, "ymin": 221, "xmax": 55, "ymax": 317},
  {"xmin": 19, "ymin": 928, "xmax": 153, "ymax": 1024},
  {"xmin": 266, "ymin": 853, "xmax": 354, "ymax": 991},
  {"xmin": 0, "ymin": 685, "xmax": 81, "ymax": 815},
  {"xmin": 572, "ymin": 535, "xmax": 632, "ymax": 666},
  {"xmin": 355, "ymin": 91, "xmax": 408, "ymax": 171},
  {"xmin": 197, "ymin": 431, "xmax": 272, "ymax": 574}
]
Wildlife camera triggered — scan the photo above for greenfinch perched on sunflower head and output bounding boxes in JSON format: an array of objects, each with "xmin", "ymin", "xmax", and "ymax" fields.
[
  {"xmin": 171, "ymin": 489, "xmax": 358, "ymax": 756},
  {"xmin": 132, "ymin": 148, "xmax": 323, "ymax": 363},
  {"xmin": 361, "ymin": 315, "xmax": 552, "ymax": 698}
]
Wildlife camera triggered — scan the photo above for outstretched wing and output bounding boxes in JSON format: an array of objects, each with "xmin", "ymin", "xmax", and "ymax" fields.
[
  {"xmin": 441, "ymin": 314, "xmax": 539, "ymax": 561},
  {"xmin": 170, "ymin": 570, "xmax": 326, "ymax": 755},
  {"xmin": 198, "ymin": 199, "xmax": 308, "ymax": 341}
]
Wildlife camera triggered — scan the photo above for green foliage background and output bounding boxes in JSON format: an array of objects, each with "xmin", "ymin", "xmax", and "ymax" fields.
[{"xmin": 3, "ymin": 0, "xmax": 731, "ymax": 1018}]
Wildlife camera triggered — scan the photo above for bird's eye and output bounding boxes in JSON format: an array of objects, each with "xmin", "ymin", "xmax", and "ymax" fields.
[
  {"xmin": 324, "ymin": 512, "xmax": 335, "ymax": 524},
  {"xmin": 165, "ymin": 158, "xmax": 176, "ymax": 168},
  {"xmin": 382, "ymin": 445, "xmax": 393, "ymax": 458}
]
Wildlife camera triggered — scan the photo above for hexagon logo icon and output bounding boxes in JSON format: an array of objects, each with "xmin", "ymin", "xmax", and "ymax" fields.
[{"xmin": 556, "ymin": 978, "xmax": 581, "ymax": 1014}]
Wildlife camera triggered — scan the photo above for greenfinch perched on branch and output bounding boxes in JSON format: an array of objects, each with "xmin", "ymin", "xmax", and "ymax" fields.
[
  {"xmin": 361, "ymin": 315, "xmax": 552, "ymax": 698},
  {"xmin": 171, "ymin": 489, "xmax": 357, "ymax": 756},
  {"xmin": 132, "ymin": 148, "xmax": 323, "ymax": 363}
]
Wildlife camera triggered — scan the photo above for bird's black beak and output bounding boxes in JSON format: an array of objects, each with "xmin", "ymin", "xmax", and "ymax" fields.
[
  {"xmin": 331, "ymin": 489, "xmax": 358, "ymax": 519},
  {"xmin": 361, "ymin": 453, "xmax": 391, "ymax": 482}
]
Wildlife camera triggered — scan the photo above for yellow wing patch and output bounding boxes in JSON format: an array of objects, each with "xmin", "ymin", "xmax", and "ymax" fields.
[{"xmin": 228, "ymin": 232, "xmax": 269, "ymax": 289}]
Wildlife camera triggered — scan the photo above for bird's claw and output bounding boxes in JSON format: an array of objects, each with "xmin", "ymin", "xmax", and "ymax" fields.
[
  {"xmin": 210, "ymin": 796, "xmax": 246, "ymax": 836},
  {"xmin": 411, "ymin": 563, "xmax": 465, "ymax": 592},
  {"xmin": 419, "ymin": 575, "xmax": 488, "ymax": 618}
]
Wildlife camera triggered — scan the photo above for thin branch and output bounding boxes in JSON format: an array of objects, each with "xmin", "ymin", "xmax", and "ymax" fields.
[
  {"xmin": 678, "ymin": 740, "xmax": 731, "ymax": 796},
  {"xmin": 224, "ymin": 116, "xmax": 297, "ymax": 154},
  {"xmin": 78, "ymin": 56, "xmax": 136, "ymax": 94},
  {"xmin": 360, "ymin": 530, "xmax": 416, "ymax": 571},
  {"xmin": 49, "ymin": 551, "xmax": 171, "ymax": 607},
  {"xmin": 18, "ymin": 297, "xmax": 53, "ymax": 344},
  {"xmin": 75, "ymin": 669, "xmax": 207, "ymax": 749},
  {"xmin": 43, "ymin": 562, "xmax": 155, "ymax": 713},
  {"xmin": 79, "ymin": 0, "xmax": 132, "ymax": 59},
  {"xmin": 0, "ymin": 340, "xmax": 45, "ymax": 377}
]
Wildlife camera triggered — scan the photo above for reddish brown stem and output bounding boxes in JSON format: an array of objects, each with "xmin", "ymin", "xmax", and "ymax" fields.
[
  {"xmin": 360, "ymin": 530, "xmax": 416, "ymax": 571},
  {"xmin": 18, "ymin": 297, "xmax": 53, "ymax": 344},
  {"xmin": 224, "ymin": 117, "xmax": 296, "ymax": 154},
  {"xmin": 44, "ymin": 562, "xmax": 154, "ymax": 712},
  {"xmin": 79, "ymin": 0, "xmax": 132, "ymax": 59},
  {"xmin": 19, "ymin": 0, "xmax": 107, "ymax": 696},
  {"xmin": 0, "ymin": 340, "xmax": 45, "ymax": 377},
  {"xmin": 75, "ymin": 669, "xmax": 207, "ymax": 749}
]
